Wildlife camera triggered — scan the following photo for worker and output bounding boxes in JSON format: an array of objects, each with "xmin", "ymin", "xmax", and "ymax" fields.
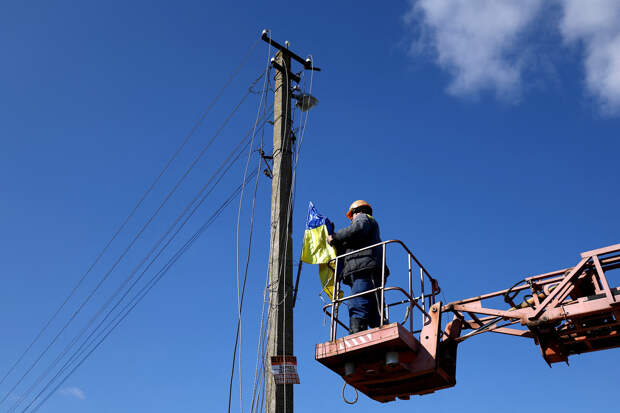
[{"xmin": 327, "ymin": 200, "xmax": 388, "ymax": 334}]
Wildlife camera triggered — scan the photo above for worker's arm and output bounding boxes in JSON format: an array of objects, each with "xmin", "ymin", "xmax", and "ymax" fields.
[{"xmin": 330, "ymin": 215, "xmax": 370, "ymax": 248}]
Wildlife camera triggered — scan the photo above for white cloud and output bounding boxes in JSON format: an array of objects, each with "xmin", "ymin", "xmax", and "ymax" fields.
[
  {"xmin": 405, "ymin": 0, "xmax": 620, "ymax": 114},
  {"xmin": 406, "ymin": 0, "xmax": 544, "ymax": 99},
  {"xmin": 60, "ymin": 387, "xmax": 85, "ymax": 400},
  {"xmin": 559, "ymin": 0, "xmax": 620, "ymax": 113}
]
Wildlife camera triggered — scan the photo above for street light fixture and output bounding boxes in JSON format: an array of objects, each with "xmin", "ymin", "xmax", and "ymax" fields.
[{"xmin": 293, "ymin": 93, "xmax": 318, "ymax": 112}]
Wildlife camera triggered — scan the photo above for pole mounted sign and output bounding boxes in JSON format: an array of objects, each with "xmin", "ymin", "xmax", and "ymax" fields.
[{"xmin": 270, "ymin": 356, "xmax": 300, "ymax": 385}]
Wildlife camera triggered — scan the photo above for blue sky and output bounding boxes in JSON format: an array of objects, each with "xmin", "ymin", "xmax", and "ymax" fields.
[{"xmin": 1, "ymin": 1, "xmax": 619, "ymax": 412}]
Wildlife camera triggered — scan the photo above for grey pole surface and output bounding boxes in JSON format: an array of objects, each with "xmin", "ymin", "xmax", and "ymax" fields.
[{"xmin": 265, "ymin": 49, "xmax": 294, "ymax": 413}]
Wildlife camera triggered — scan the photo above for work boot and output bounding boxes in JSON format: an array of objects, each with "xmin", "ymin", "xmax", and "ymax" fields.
[{"xmin": 349, "ymin": 317, "xmax": 368, "ymax": 334}]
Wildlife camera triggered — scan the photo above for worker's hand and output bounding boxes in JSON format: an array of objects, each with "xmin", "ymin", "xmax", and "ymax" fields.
[{"xmin": 327, "ymin": 234, "xmax": 333, "ymax": 245}]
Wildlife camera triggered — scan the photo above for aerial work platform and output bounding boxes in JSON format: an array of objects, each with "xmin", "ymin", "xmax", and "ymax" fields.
[
  {"xmin": 315, "ymin": 241, "xmax": 620, "ymax": 402},
  {"xmin": 316, "ymin": 312, "xmax": 459, "ymax": 402},
  {"xmin": 315, "ymin": 240, "xmax": 456, "ymax": 402}
]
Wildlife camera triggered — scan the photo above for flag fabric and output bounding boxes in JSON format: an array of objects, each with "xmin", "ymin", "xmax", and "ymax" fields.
[{"xmin": 301, "ymin": 202, "xmax": 340, "ymax": 300}]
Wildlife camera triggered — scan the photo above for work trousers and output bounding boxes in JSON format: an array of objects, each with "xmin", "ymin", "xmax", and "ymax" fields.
[{"xmin": 348, "ymin": 270, "xmax": 382, "ymax": 328}]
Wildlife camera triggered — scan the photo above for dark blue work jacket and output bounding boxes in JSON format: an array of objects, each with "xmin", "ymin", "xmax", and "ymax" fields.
[{"xmin": 330, "ymin": 214, "xmax": 388, "ymax": 285}]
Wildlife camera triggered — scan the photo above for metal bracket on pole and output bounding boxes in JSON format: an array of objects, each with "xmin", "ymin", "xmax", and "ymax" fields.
[
  {"xmin": 261, "ymin": 29, "xmax": 321, "ymax": 72},
  {"xmin": 259, "ymin": 149, "xmax": 274, "ymax": 179},
  {"xmin": 270, "ymin": 59, "xmax": 301, "ymax": 83},
  {"xmin": 262, "ymin": 29, "xmax": 321, "ymax": 84}
]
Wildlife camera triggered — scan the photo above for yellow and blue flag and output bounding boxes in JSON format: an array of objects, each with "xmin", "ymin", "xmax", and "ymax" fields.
[{"xmin": 300, "ymin": 202, "xmax": 340, "ymax": 299}]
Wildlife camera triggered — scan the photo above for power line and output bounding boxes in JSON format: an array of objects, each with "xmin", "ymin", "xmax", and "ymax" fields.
[
  {"xmin": 0, "ymin": 70, "xmax": 267, "ymax": 410},
  {"xmin": 250, "ymin": 73, "xmax": 273, "ymax": 413},
  {"xmin": 9, "ymin": 113, "xmax": 272, "ymax": 413},
  {"xmin": 232, "ymin": 144, "xmax": 264, "ymax": 413},
  {"xmin": 270, "ymin": 55, "xmax": 310, "ymax": 413},
  {"xmin": 21, "ymin": 159, "xmax": 258, "ymax": 412},
  {"xmin": 253, "ymin": 56, "xmax": 314, "ymax": 413},
  {"xmin": 0, "ymin": 35, "xmax": 261, "ymax": 397},
  {"xmin": 16, "ymin": 114, "xmax": 271, "ymax": 410},
  {"xmin": 230, "ymin": 42, "xmax": 273, "ymax": 413},
  {"xmin": 250, "ymin": 265, "xmax": 271, "ymax": 413},
  {"xmin": 24, "ymin": 169, "xmax": 259, "ymax": 413}
]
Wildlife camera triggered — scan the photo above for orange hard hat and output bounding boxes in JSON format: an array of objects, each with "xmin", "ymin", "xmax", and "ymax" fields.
[{"xmin": 346, "ymin": 200, "xmax": 372, "ymax": 219}]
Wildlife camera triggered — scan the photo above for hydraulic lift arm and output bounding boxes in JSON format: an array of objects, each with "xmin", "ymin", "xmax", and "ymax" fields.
[
  {"xmin": 443, "ymin": 243, "xmax": 620, "ymax": 364},
  {"xmin": 316, "ymin": 242, "xmax": 620, "ymax": 402}
]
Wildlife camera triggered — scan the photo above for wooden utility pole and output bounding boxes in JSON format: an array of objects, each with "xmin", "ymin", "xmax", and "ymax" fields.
[
  {"xmin": 265, "ymin": 48, "xmax": 294, "ymax": 413},
  {"xmin": 265, "ymin": 49, "xmax": 294, "ymax": 413},
  {"xmin": 262, "ymin": 30, "xmax": 319, "ymax": 413}
]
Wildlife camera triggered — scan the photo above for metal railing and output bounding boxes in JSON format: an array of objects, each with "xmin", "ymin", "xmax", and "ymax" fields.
[{"xmin": 321, "ymin": 240, "xmax": 440, "ymax": 341}]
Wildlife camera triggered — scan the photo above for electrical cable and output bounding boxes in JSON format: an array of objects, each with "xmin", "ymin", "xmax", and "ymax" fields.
[
  {"xmin": 256, "ymin": 51, "xmax": 314, "ymax": 413},
  {"xmin": 9, "ymin": 115, "xmax": 272, "ymax": 413},
  {"xmin": 250, "ymin": 72, "xmax": 273, "ymax": 413},
  {"xmin": 342, "ymin": 381, "xmax": 358, "ymax": 404},
  {"xmin": 256, "ymin": 59, "xmax": 303, "ymax": 412},
  {"xmin": 228, "ymin": 44, "xmax": 272, "ymax": 413},
  {"xmin": 18, "ymin": 124, "xmax": 267, "ymax": 410},
  {"xmin": 228, "ymin": 149, "xmax": 263, "ymax": 413},
  {"xmin": 281, "ymin": 58, "xmax": 294, "ymax": 413},
  {"xmin": 0, "ymin": 36, "xmax": 261, "ymax": 398},
  {"xmin": 262, "ymin": 54, "xmax": 293, "ymax": 413},
  {"xmin": 282, "ymin": 57, "xmax": 313, "ymax": 410},
  {"xmin": 9, "ymin": 108, "xmax": 271, "ymax": 411},
  {"xmin": 25, "ymin": 170, "xmax": 258, "ymax": 413},
  {"xmin": 277, "ymin": 55, "xmax": 314, "ymax": 413},
  {"xmin": 21, "ymin": 161, "xmax": 259, "ymax": 413},
  {"xmin": 250, "ymin": 271, "xmax": 271, "ymax": 413},
  {"xmin": 26, "ymin": 158, "xmax": 261, "ymax": 413},
  {"xmin": 0, "ymin": 71, "xmax": 267, "ymax": 411}
]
